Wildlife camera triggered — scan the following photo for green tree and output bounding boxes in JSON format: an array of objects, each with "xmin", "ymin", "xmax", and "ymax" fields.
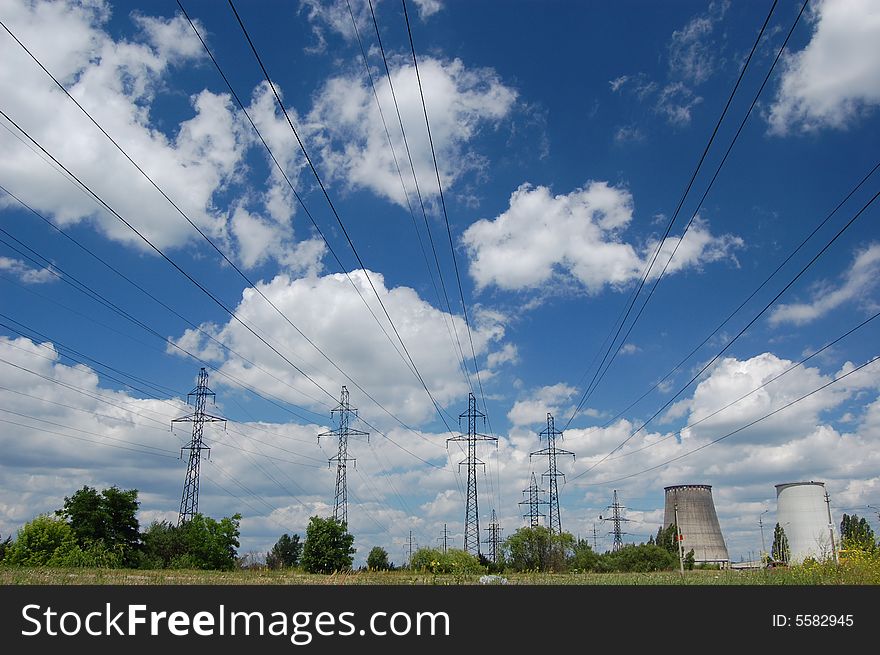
[
  {"xmin": 655, "ymin": 524, "xmax": 680, "ymax": 556},
  {"xmin": 771, "ymin": 523, "xmax": 790, "ymax": 564},
  {"xmin": 366, "ymin": 546, "xmax": 391, "ymax": 571},
  {"xmin": 568, "ymin": 538, "xmax": 599, "ymax": 572},
  {"xmin": 300, "ymin": 516, "xmax": 355, "ymax": 574},
  {"xmin": 56, "ymin": 485, "xmax": 141, "ymax": 567},
  {"xmin": 139, "ymin": 514, "xmax": 241, "ymax": 570},
  {"xmin": 2, "ymin": 515, "xmax": 80, "ymax": 566},
  {"xmin": 0, "ymin": 533, "xmax": 10, "ymax": 561},
  {"xmin": 840, "ymin": 514, "xmax": 876, "ymax": 551},
  {"xmin": 502, "ymin": 526, "xmax": 575, "ymax": 572},
  {"xmin": 684, "ymin": 548, "xmax": 696, "ymax": 570},
  {"xmin": 266, "ymin": 533, "xmax": 302, "ymax": 569}
]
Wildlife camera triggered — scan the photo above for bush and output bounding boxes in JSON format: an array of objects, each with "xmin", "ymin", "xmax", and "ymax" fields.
[
  {"xmin": 3, "ymin": 515, "xmax": 80, "ymax": 566},
  {"xmin": 409, "ymin": 547, "xmax": 483, "ymax": 574},
  {"xmin": 139, "ymin": 514, "xmax": 241, "ymax": 571},
  {"xmin": 596, "ymin": 544, "xmax": 677, "ymax": 572}
]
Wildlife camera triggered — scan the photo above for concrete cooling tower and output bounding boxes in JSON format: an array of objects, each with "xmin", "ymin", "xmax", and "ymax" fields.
[
  {"xmin": 775, "ymin": 481, "xmax": 837, "ymax": 563},
  {"xmin": 663, "ymin": 485, "xmax": 729, "ymax": 565}
]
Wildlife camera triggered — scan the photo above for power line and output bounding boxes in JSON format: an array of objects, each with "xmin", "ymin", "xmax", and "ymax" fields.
[
  {"xmin": 400, "ymin": 0, "xmax": 493, "ymax": 429},
  {"xmin": 579, "ymin": 354, "xmax": 880, "ymax": 487},
  {"xmin": 2, "ymin": 15, "xmax": 453, "ymax": 457},
  {"xmin": 606, "ymin": 307, "xmax": 880, "ymax": 463},
  {"xmin": 572, "ymin": 186, "xmax": 880, "ymax": 481},
  {"xmin": 563, "ymin": 157, "xmax": 880, "ymax": 447},
  {"xmin": 344, "ymin": 0, "xmax": 474, "ymax": 395},
  {"xmin": 226, "ymin": 0, "xmax": 457, "ymax": 437},
  {"xmin": 564, "ymin": 0, "xmax": 795, "ymax": 430}
]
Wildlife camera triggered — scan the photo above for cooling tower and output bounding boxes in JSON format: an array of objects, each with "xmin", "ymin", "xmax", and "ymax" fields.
[
  {"xmin": 775, "ymin": 481, "xmax": 837, "ymax": 563},
  {"xmin": 663, "ymin": 485, "xmax": 729, "ymax": 564}
]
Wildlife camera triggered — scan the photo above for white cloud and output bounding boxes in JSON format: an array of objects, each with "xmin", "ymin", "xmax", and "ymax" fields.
[
  {"xmin": 770, "ymin": 244, "xmax": 880, "ymax": 326},
  {"xmin": 609, "ymin": 75, "xmax": 629, "ymax": 92},
  {"xmin": 656, "ymin": 82, "xmax": 703, "ymax": 126},
  {"xmin": 619, "ymin": 343, "xmax": 640, "ymax": 356},
  {"xmin": 462, "ymin": 181, "xmax": 741, "ymax": 294},
  {"xmin": 613, "ymin": 125, "xmax": 644, "ymax": 143},
  {"xmin": 0, "ymin": 0, "xmax": 319, "ymax": 272},
  {"xmin": 170, "ymin": 269, "xmax": 511, "ymax": 425},
  {"xmin": 0, "ymin": 256, "xmax": 57, "ymax": 284},
  {"xmin": 768, "ymin": 0, "xmax": 880, "ymax": 134},
  {"xmin": 299, "ymin": 0, "xmax": 442, "ymax": 53},
  {"xmin": 309, "ymin": 56, "xmax": 516, "ymax": 207},
  {"xmin": 507, "ymin": 383, "xmax": 576, "ymax": 427},
  {"xmin": 668, "ymin": 0, "xmax": 729, "ymax": 85}
]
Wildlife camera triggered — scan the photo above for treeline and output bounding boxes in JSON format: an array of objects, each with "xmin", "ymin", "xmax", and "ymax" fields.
[
  {"xmin": 0, "ymin": 485, "xmax": 242, "ymax": 570},
  {"xmin": 0, "ymin": 484, "xmax": 369, "ymax": 573}
]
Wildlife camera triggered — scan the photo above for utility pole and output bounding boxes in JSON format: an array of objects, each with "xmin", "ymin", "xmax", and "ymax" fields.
[
  {"xmin": 674, "ymin": 502, "xmax": 685, "ymax": 574},
  {"xmin": 483, "ymin": 509, "xmax": 502, "ymax": 564},
  {"xmin": 318, "ymin": 386, "xmax": 369, "ymax": 526},
  {"xmin": 172, "ymin": 368, "xmax": 226, "ymax": 526},
  {"xmin": 530, "ymin": 413, "xmax": 574, "ymax": 535},
  {"xmin": 824, "ymin": 490, "xmax": 839, "ymax": 564},
  {"xmin": 759, "ymin": 509, "xmax": 769, "ymax": 559},
  {"xmin": 599, "ymin": 490, "xmax": 631, "ymax": 551},
  {"xmin": 438, "ymin": 523, "xmax": 450, "ymax": 553},
  {"xmin": 519, "ymin": 472, "xmax": 549, "ymax": 528},
  {"xmin": 447, "ymin": 393, "xmax": 497, "ymax": 556},
  {"xmin": 406, "ymin": 530, "xmax": 417, "ymax": 567},
  {"xmin": 592, "ymin": 523, "xmax": 599, "ymax": 551}
]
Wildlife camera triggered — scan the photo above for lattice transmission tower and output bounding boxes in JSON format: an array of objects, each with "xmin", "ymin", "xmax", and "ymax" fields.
[
  {"xmin": 318, "ymin": 386, "xmax": 368, "ymax": 526},
  {"xmin": 172, "ymin": 368, "xmax": 226, "ymax": 525},
  {"xmin": 519, "ymin": 472, "xmax": 549, "ymax": 528},
  {"xmin": 530, "ymin": 413, "xmax": 574, "ymax": 535},
  {"xmin": 447, "ymin": 393, "xmax": 497, "ymax": 556},
  {"xmin": 483, "ymin": 509, "xmax": 503, "ymax": 563},
  {"xmin": 600, "ymin": 490, "xmax": 632, "ymax": 551}
]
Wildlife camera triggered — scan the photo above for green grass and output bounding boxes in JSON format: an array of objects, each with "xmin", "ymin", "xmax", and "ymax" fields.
[{"xmin": 2, "ymin": 560, "xmax": 878, "ymax": 585}]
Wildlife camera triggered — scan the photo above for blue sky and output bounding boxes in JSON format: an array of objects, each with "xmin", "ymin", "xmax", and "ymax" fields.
[{"xmin": 1, "ymin": 0, "xmax": 879, "ymax": 566}]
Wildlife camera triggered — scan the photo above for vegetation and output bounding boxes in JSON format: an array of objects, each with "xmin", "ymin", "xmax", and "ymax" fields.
[
  {"xmin": 300, "ymin": 516, "xmax": 355, "ymax": 574},
  {"xmin": 502, "ymin": 526, "xmax": 574, "ymax": 572},
  {"xmin": 366, "ymin": 546, "xmax": 392, "ymax": 571},
  {"xmin": 771, "ymin": 523, "xmax": 790, "ymax": 565},
  {"xmin": 409, "ymin": 547, "xmax": 483, "ymax": 575},
  {"xmin": 266, "ymin": 533, "xmax": 302, "ymax": 569},
  {"xmin": 56, "ymin": 485, "xmax": 141, "ymax": 567},
  {"xmin": 840, "ymin": 513, "xmax": 876, "ymax": 552},
  {"xmin": 140, "ymin": 514, "xmax": 242, "ymax": 570}
]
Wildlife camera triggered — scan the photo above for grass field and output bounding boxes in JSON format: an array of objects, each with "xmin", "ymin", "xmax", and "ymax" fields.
[{"xmin": 2, "ymin": 560, "xmax": 879, "ymax": 585}]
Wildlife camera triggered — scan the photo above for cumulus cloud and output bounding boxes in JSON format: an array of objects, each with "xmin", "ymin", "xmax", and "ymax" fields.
[
  {"xmin": 169, "ymin": 269, "xmax": 512, "ymax": 425},
  {"xmin": 0, "ymin": 0, "xmax": 317, "ymax": 272},
  {"xmin": 768, "ymin": 0, "xmax": 880, "ymax": 134},
  {"xmin": 0, "ymin": 256, "xmax": 57, "ymax": 284},
  {"xmin": 507, "ymin": 383, "xmax": 577, "ymax": 428},
  {"xmin": 308, "ymin": 56, "xmax": 516, "ymax": 207},
  {"xmin": 462, "ymin": 181, "xmax": 742, "ymax": 294},
  {"xmin": 770, "ymin": 244, "xmax": 880, "ymax": 326}
]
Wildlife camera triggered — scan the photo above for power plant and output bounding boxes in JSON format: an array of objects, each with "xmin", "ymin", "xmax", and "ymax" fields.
[
  {"xmin": 663, "ymin": 484, "xmax": 729, "ymax": 565},
  {"xmin": 775, "ymin": 481, "xmax": 838, "ymax": 564}
]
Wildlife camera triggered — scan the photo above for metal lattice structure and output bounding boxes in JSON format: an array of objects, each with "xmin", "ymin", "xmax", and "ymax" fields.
[
  {"xmin": 172, "ymin": 368, "xmax": 226, "ymax": 525},
  {"xmin": 519, "ymin": 472, "xmax": 549, "ymax": 528},
  {"xmin": 483, "ymin": 509, "xmax": 502, "ymax": 563},
  {"xmin": 318, "ymin": 386, "xmax": 368, "ymax": 526},
  {"xmin": 447, "ymin": 393, "xmax": 497, "ymax": 556},
  {"xmin": 530, "ymin": 413, "xmax": 574, "ymax": 535},
  {"xmin": 600, "ymin": 489, "xmax": 631, "ymax": 551}
]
